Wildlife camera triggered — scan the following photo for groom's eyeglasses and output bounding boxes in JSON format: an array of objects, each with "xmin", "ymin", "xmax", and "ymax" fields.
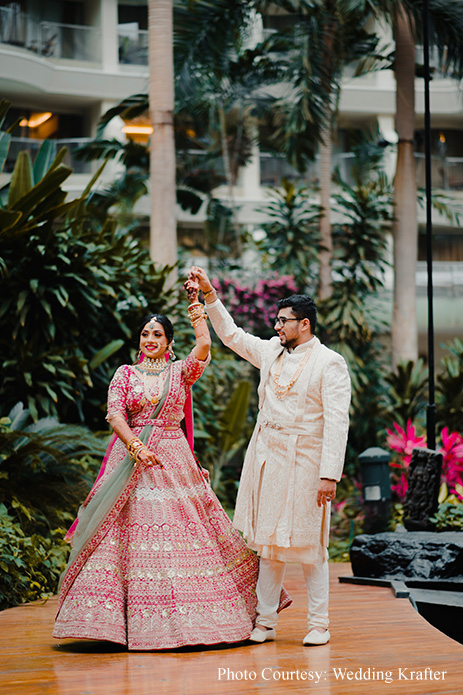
[{"xmin": 273, "ymin": 317, "xmax": 302, "ymax": 327}]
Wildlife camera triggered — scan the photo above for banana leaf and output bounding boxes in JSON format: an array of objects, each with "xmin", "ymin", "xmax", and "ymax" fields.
[
  {"xmin": 8, "ymin": 151, "xmax": 33, "ymax": 208},
  {"xmin": 89, "ymin": 340, "xmax": 125, "ymax": 370},
  {"xmin": 219, "ymin": 380, "xmax": 252, "ymax": 453}
]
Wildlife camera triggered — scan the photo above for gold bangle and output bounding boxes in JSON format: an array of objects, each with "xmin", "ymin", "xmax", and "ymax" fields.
[
  {"xmin": 127, "ymin": 437, "xmax": 144, "ymax": 458},
  {"xmin": 191, "ymin": 314, "xmax": 207, "ymax": 328},
  {"xmin": 135, "ymin": 446, "xmax": 148, "ymax": 462},
  {"xmin": 203, "ymin": 288, "xmax": 215, "ymax": 297}
]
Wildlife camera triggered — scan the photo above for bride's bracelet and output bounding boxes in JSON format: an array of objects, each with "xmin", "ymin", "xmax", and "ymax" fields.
[
  {"xmin": 127, "ymin": 437, "xmax": 145, "ymax": 459},
  {"xmin": 187, "ymin": 301, "xmax": 208, "ymax": 327},
  {"xmin": 135, "ymin": 445, "xmax": 149, "ymax": 462}
]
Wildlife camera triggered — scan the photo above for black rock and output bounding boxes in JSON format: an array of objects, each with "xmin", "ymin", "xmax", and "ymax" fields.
[{"xmin": 350, "ymin": 532, "xmax": 463, "ymax": 580}]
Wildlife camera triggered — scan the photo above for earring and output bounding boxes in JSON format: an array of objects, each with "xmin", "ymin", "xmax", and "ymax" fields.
[
  {"xmin": 137, "ymin": 349, "xmax": 143, "ymax": 362},
  {"xmin": 168, "ymin": 341, "xmax": 176, "ymax": 361}
]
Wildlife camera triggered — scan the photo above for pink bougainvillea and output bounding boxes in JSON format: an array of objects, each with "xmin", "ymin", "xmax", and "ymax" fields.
[
  {"xmin": 386, "ymin": 420, "xmax": 463, "ymax": 502},
  {"xmin": 212, "ymin": 274, "xmax": 298, "ymax": 338}
]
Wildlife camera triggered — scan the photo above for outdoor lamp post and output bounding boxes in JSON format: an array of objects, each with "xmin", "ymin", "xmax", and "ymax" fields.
[{"xmin": 358, "ymin": 447, "xmax": 392, "ymax": 534}]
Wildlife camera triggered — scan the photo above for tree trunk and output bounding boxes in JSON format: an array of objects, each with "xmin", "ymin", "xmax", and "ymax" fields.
[
  {"xmin": 392, "ymin": 8, "xmax": 418, "ymax": 365},
  {"xmin": 218, "ymin": 104, "xmax": 241, "ymax": 254},
  {"xmin": 318, "ymin": 121, "xmax": 333, "ymax": 300},
  {"xmin": 148, "ymin": 0, "xmax": 177, "ymax": 282}
]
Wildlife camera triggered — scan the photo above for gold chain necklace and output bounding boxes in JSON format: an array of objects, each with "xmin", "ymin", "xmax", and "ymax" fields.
[{"xmin": 273, "ymin": 348, "xmax": 312, "ymax": 399}]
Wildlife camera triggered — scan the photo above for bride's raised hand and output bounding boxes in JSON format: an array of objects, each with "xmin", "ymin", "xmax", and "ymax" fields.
[{"xmin": 184, "ymin": 278, "xmax": 199, "ymax": 304}]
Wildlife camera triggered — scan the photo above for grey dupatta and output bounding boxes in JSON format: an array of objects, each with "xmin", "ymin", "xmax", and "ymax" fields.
[{"xmin": 58, "ymin": 365, "xmax": 172, "ymax": 592}]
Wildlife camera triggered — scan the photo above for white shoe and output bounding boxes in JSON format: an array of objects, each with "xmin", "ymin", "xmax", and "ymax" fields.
[
  {"xmin": 249, "ymin": 626, "xmax": 276, "ymax": 643},
  {"xmin": 302, "ymin": 629, "xmax": 330, "ymax": 646}
]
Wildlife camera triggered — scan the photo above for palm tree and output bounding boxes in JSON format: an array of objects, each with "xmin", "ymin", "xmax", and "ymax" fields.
[
  {"xmin": 254, "ymin": 1, "xmax": 380, "ymax": 300},
  {"xmin": 260, "ymin": 1, "xmax": 463, "ymax": 360},
  {"xmin": 148, "ymin": 0, "xmax": 177, "ymax": 282},
  {"xmin": 174, "ymin": 0, "xmax": 281, "ymax": 250},
  {"xmin": 339, "ymin": 0, "xmax": 463, "ymax": 364}
]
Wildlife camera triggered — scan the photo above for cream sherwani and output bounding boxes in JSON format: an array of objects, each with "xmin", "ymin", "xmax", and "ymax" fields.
[{"xmin": 207, "ymin": 298, "xmax": 351, "ymax": 565}]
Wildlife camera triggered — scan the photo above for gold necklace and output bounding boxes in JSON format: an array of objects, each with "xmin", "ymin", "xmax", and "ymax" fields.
[
  {"xmin": 135, "ymin": 356, "xmax": 167, "ymax": 374},
  {"xmin": 273, "ymin": 348, "xmax": 312, "ymax": 399}
]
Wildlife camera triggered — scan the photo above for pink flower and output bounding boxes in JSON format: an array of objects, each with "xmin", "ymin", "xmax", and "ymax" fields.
[
  {"xmin": 386, "ymin": 420, "xmax": 427, "ymax": 466},
  {"xmin": 386, "ymin": 420, "xmax": 426, "ymax": 502},
  {"xmin": 439, "ymin": 427, "xmax": 463, "ymax": 500},
  {"xmin": 391, "ymin": 472, "xmax": 408, "ymax": 500}
]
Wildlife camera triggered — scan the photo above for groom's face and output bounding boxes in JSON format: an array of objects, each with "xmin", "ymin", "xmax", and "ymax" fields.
[{"xmin": 274, "ymin": 308, "xmax": 309, "ymax": 348}]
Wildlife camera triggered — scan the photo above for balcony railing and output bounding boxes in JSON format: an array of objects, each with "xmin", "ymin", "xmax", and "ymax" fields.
[
  {"xmin": 4, "ymin": 137, "xmax": 92, "ymax": 175},
  {"xmin": 415, "ymin": 153, "xmax": 463, "ymax": 191},
  {"xmin": 260, "ymin": 152, "xmax": 356, "ymax": 187},
  {"xmin": 40, "ymin": 22, "xmax": 100, "ymax": 62},
  {"xmin": 0, "ymin": 7, "xmax": 100, "ymax": 62},
  {"xmin": 416, "ymin": 261, "xmax": 463, "ymax": 298},
  {"xmin": 118, "ymin": 27, "xmax": 148, "ymax": 65}
]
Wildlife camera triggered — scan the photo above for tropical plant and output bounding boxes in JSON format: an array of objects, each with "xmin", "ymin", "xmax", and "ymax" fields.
[
  {"xmin": 318, "ymin": 143, "xmax": 392, "ymax": 469},
  {"xmin": 430, "ymin": 502, "xmax": 463, "ymax": 531},
  {"xmin": 255, "ymin": 1, "xmax": 382, "ymax": 301},
  {"xmin": 210, "ymin": 380, "xmax": 252, "ymax": 496},
  {"xmin": 386, "ymin": 419, "xmax": 463, "ymax": 502},
  {"xmin": 436, "ymin": 338, "xmax": 463, "ymax": 433},
  {"xmin": 0, "ymin": 403, "xmax": 107, "ymax": 535},
  {"xmin": 0, "ymin": 505, "xmax": 70, "ymax": 609},
  {"xmin": 381, "ymin": 359, "xmax": 428, "ymax": 429},
  {"xmin": 257, "ymin": 178, "xmax": 321, "ymax": 292},
  {"xmin": 0, "ymin": 403, "xmax": 108, "ymax": 608},
  {"xmin": 77, "ymin": 103, "xmax": 237, "ymax": 263},
  {"xmin": 0, "ymin": 105, "xmax": 172, "ymax": 424},
  {"xmin": 338, "ymin": 0, "xmax": 463, "ymax": 365}
]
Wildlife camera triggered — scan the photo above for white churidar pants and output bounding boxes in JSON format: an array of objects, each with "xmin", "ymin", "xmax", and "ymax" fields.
[{"xmin": 256, "ymin": 552, "xmax": 329, "ymax": 630}]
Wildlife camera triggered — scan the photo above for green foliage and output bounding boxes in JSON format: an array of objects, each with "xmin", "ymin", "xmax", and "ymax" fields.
[
  {"xmin": 0, "ymin": 506, "xmax": 69, "ymax": 610},
  {"xmin": 381, "ymin": 359, "xmax": 428, "ymax": 430},
  {"xmin": 255, "ymin": 1, "xmax": 381, "ymax": 170},
  {"xmin": 258, "ymin": 178, "xmax": 321, "ymax": 291},
  {"xmin": 0, "ymin": 403, "xmax": 107, "ymax": 608},
  {"xmin": 319, "ymin": 158, "xmax": 392, "ymax": 470},
  {"xmin": 329, "ymin": 477, "xmax": 364, "ymax": 562},
  {"xmin": 0, "ymin": 403, "xmax": 106, "ymax": 535},
  {"xmin": 430, "ymin": 502, "xmax": 463, "ymax": 531},
  {"xmin": 437, "ymin": 338, "xmax": 463, "ymax": 432},
  {"xmin": 0, "ymin": 104, "xmax": 173, "ymax": 424},
  {"xmin": 193, "ymin": 354, "xmax": 254, "ymax": 509}
]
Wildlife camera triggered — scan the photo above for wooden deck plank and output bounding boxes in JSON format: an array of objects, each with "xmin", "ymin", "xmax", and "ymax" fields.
[{"xmin": 0, "ymin": 563, "xmax": 461, "ymax": 695}]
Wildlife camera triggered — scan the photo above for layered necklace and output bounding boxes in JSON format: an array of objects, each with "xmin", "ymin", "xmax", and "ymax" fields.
[
  {"xmin": 135, "ymin": 356, "xmax": 170, "ymax": 406},
  {"xmin": 273, "ymin": 347, "xmax": 312, "ymax": 400}
]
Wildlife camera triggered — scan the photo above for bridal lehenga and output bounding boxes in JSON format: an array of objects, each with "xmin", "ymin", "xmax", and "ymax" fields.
[{"xmin": 53, "ymin": 353, "xmax": 290, "ymax": 650}]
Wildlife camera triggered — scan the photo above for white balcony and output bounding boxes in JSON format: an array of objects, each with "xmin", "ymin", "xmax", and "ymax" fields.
[
  {"xmin": 0, "ymin": 7, "xmax": 100, "ymax": 63},
  {"xmin": 415, "ymin": 153, "xmax": 463, "ymax": 192},
  {"xmin": 4, "ymin": 137, "xmax": 92, "ymax": 175},
  {"xmin": 118, "ymin": 26, "xmax": 148, "ymax": 66}
]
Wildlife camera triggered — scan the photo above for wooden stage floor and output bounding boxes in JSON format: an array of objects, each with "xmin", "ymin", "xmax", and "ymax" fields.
[{"xmin": 1, "ymin": 563, "xmax": 461, "ymax": 695}]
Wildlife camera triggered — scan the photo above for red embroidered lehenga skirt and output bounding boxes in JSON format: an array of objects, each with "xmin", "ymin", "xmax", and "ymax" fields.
[{"xmin": 53, "ymin": 429, "xmax": 282, "ymax": 650}]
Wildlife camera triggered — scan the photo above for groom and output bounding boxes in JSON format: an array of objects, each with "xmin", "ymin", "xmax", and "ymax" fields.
[{"xmin": 187, "ymin": 266, "xmax": 351, "ymax": 646}]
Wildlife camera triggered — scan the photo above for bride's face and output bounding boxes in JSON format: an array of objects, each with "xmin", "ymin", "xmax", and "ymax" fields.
[{"xmin": 139, "ymin": 321, "xmax": 169, "ymax": 359}]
